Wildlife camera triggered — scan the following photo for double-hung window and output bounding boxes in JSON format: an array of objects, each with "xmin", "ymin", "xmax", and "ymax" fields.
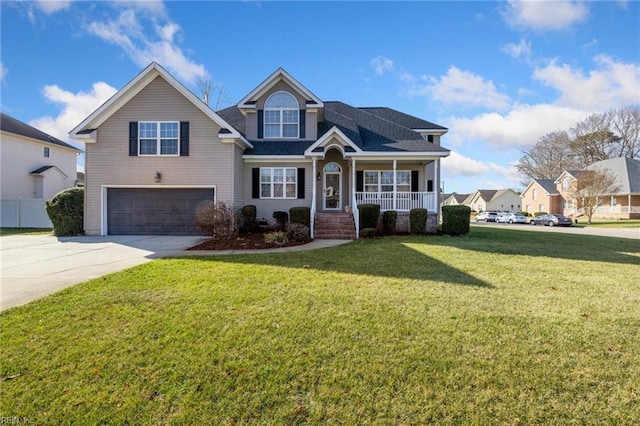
[
  {"xmin": 364, "ymin": 171, "xmax": 411, "ymax": 192},
  {"xmin": 264, "ymin": 92, "xmax": 299, "ymax": 138},
  {"xmin": 139, "ymin": 121, "xmax": 179, "ymax": 156},
  {"xmin": 260, "ymin": 167, "xmax": 297, "ymax": 199}
]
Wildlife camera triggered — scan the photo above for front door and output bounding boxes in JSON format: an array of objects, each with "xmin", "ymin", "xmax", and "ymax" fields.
[{"xmin": 323, "ymin": 163, "xmax": 342, "ymax": 211}]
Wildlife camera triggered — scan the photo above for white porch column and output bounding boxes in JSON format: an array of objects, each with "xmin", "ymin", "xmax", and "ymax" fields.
[
  {"xmin": 352, "ymin": 158, "xmax": 359, "ymax": 238},
  {"xmin": 393, "ymin": 159, "xmax": 397, "ymax": 211},
  {"xmin": 435, "ymin": 159, "xmax": 440, "ymax": 214},
  {"xmin": 311, "ymin": 157, "xmax": 317, "ymax": 238}
]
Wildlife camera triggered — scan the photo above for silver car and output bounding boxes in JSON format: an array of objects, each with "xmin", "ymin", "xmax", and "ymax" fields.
[
  {"xmin": 497, "ymin": 213, "xmax": 527, "ymax": 224},
  {"xmin": 529, "ymin": 213, "xmax": 573, "ymax": 226}
]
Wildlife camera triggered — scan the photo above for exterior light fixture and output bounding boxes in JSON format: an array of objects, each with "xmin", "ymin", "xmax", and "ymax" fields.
[
  {"xmin": 154, "ymin": 171, "xmax": 162, "ymax": 183},
  {"xmin": 317, "ymin": 172, "xmax": 321, "ymax": 181}
]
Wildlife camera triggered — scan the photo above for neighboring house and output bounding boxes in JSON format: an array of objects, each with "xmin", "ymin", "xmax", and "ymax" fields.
[
  {"xmin": 555, "ymin": 157, "xmax": 640, "ymax": 219},
  {"xmin": 466, "ymin": 189, "xmax": 521, "ymax": 213},
  {"xmin": 443, "ymin": 192, "xmax": 471, "ymax": 207},
  {"xmin": 520, "ymin": 179, "xmax": 562, "ymax": 215},
  {"xmin": 70, "ymin": 62, "xmax": 450, "ymax": 236},
  {"xmin": 1, "ymin": 113, "xmax": 82, "ymax": 227}
]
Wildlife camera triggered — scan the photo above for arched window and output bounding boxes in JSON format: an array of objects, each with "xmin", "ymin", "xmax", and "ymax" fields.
[{"xmin": 264, "ymin": 92, "xmax": 299, "ymax": 138}]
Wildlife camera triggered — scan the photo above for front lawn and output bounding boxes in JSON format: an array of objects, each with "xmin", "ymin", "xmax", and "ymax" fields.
[
  {"xmin": 1, "ymin": 228, "xmax": 639, "ymax": 424},
  {"xmin": 0, "ymin": 227, "xmax": 52, "ymax": 236}
]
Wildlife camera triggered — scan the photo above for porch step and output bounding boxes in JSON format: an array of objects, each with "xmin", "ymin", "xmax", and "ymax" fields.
[{"xmin": 314, "ymin": 212, "xmax": 357, "ymax": 240}]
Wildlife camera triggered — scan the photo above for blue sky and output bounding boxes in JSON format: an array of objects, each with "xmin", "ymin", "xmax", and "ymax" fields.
[{"xmin": 2, "ymin": 0, "xmax": 639, "ymax": 194}]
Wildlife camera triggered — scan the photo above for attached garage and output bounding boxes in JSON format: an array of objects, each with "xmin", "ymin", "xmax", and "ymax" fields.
[{"xmin": 106, "ymin": 188, "xmax": 214, "ymax": 235}]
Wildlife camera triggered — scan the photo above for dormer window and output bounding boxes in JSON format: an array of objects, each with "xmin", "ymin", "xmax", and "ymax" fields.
[{"xmin": 264, "ymin": 92, "xmax": 299, "ymax": 138}]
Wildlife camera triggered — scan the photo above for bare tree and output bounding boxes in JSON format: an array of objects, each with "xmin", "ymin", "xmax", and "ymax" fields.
[
  {"xmin": 608, "ymin": 105, "xmax": 640, "ymax": 159},
  {"xmin": 515, "ymin": 131, "xmax": 579, "ymax": 184},
  {"xmin": 571, "ymin": 168, "xmax": 620, "ymax": 224},
  {"xmin": 195, "ymin": 75, "xmax": 231, "ymax": 110},
  {"xmin": 570, "ymin": 130, "xmax": 621, "ymax": 165}
]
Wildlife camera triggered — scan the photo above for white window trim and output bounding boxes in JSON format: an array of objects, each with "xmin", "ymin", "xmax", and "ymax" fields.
[
  {"xmin": 44, "ymin": 146, "xmax": 50, "ymax": 158},
  {"xmin": 139, "ymin": 121, "xmax": 180, "ymax": 156},
  {"xmin": 364, "ymin": 170, "xmax": 411, "ymax": 193},
  {"xmin": 260, "ymin": 167, "xmax": 298, "ymax": 199},
  {"xmin": 264, "ymin": 91, "xmax": 299, "ymax": 139}
]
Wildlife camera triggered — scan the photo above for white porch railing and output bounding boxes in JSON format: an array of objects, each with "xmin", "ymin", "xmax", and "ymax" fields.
[{"xmin": 355, "ymin": 191, "xmax": 436, "ymax": 212}]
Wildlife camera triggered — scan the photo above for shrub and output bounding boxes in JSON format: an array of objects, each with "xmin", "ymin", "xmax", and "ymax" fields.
[
  {"xmin": 442, "ymin": 205, "xmax": 471, "ymax": 236},
  {"xmin": 382, "ymin": 210, "xmax": 397, "ymax": 235},
  {"xmin": 409, "ymin": 208, "xmax": 428, "ymax": 235},
  {"xmin": 286, "ymin": 223, "xmax": 310, "ymax": 243},
  {"xmin": 518, "ymin": 211, "xmax": 530, "ymax": 217},
  {"xmin": 195, "ymin": 201, "xmax": 237, "ymax": 238},
  {"xmin": 289, "ymin": 206, "xmax": 311, "ymax": 227},
  {"xmin": 264, "ymin": 231, "xmax": 288, "ymax": 245},
  {"xmin": 45, "ymin": 187, "xmax": 84, "ymax": 236},
  {"xmin": 359, "ymin": 228, "xmax": 376, "ymax": 239},
  {"xmin": 273, "ymin": 211, "xmax": 289, "ymax": 230},
  {"xmin": 534, "ymin": 211, "xmax": 548, "ymax": 217},
  {"xmin": 239, "ymin": 205, "xmax": 257, "ymax": 233},
  {"xmin": 358, "ymin": 204, "xmax": 381, "ymax": 230}
]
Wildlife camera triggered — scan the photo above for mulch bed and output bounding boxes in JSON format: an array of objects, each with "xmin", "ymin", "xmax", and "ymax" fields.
[{"xmin": 188, "ymin": 232, "xmax": 309, "ymax": 251}]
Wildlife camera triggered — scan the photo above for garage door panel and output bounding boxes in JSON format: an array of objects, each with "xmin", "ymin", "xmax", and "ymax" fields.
[{"xmin": 107, "ymin": 188, "xmax": 214, "ymax": 235}]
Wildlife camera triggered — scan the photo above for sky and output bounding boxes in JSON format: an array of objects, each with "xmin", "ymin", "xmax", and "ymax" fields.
[{"xmin": 1, "ymin": 0, "xmax": 639, "ymax": 194}]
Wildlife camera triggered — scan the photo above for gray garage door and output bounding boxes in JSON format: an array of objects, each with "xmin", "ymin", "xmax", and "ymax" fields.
[{"xmin": 107, "ymin": 188, "xmax": 214, "ymax": 235}]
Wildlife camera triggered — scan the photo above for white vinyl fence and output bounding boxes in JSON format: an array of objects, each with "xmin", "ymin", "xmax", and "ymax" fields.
[{"xmin": 1, "ymin": 199, "xmax": 52, "ymax": 228}]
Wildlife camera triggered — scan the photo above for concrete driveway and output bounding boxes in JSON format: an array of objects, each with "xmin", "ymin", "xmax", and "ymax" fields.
[{"xmin": 1, "ymin": 235, "xmax": 205, "ymax": 311}]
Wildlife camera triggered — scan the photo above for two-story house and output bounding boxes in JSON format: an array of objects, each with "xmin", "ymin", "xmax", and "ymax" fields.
[
  {"xmin": 1, "ymin": 113, "xmax": 82, "ymax": 227},
  {"xmin": 70, "ymin": 62, "xmax": 450, "ymax": 236}
]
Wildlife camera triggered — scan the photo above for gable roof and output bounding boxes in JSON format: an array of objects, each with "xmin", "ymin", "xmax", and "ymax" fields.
[
  {"xmin": 218, "ymin": 101, "xmax": 450, "ymax": 156},
  {"xmin": 587, "ymin": 157, "xmax": 640, "ymax": 194},
  {"xmin": 237, "ymin": 68, "xmax": 323, "ymax": 109},
  {"xmin": 1, "ymin": 112, "xmax": 81, "ymax": 152},
  {"xmin": 522, "ymin": 178, "xmax": 560, "ymax": 197},
  {"xmin": 29, "ymin": 165, "xmax": 68, "ymax": 178},
  {"xmin": 69, "ymin": 62, "xmax": 250, "ymax": 148}
]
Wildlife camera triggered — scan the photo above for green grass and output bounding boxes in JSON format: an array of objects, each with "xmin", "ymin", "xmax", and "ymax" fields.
[
  {"xmin": 578, "ymin": 219, "xmax": 640, "ymax": 228},
  {"xmin": 0, "ymin": 227, "xmax": 52, "ymax": 236},
  {"xmin": 1, "ymin": 228, "xmax": 639, "ymax": 424}
]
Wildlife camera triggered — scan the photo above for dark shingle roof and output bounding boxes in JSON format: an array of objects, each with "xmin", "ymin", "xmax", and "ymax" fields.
[
  {"xmin": 217, "ymin": 101, "xmax": 450, "ymax": 156},
  {"xmin": 477, "ymin": 190, "xmax": 498, "ymax": 201},
  {"xmin": 1, "ymin": 112, "xmax": 81, "ymax": 152},
  {"xmin": 534, "ymin": 179, "xmax": 559, "ymax": 195},
  {"xmin": 30, "ymin": 165, "xmax": 56, "ymax": 174},
  {"xmin": 587, "ymin": 157, "xmax": 640, "ymax": 194}
]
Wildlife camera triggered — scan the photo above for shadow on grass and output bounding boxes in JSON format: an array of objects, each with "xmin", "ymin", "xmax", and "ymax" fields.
[
  {"xmin": 444, "ymin": 226, "xmax": 640, "ymax": 266},
  {"xmin": 183, "ymin": 237, "xmax": 493, "ymax": 288},
  {"xmin": 180, "ymin": 227, "xmax": 639, "ymax": 286}
]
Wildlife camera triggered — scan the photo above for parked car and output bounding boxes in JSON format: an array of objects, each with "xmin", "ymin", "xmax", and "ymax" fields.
[
  {"xmin": 476, "ymin": 211, "xmax": 499, "ymax": 222},
  {"xmin": 497, "ymin": 213, "xmax": 527, "ymax": 224},
  {"xmin": 529, "ymin": 213, "xmax": 573, "ymax": 226}
]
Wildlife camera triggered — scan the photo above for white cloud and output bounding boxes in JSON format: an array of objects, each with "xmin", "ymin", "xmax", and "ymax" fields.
[
  {"xmin": 406, "ymin": 67, "xmax": 511, "ymax": 110},
  {"xmin": 0, "ymin": 62, "xmax": 7, "ymax": 84},
  {"xmin": 370, "ymin": 55, "xmax": 394, "ymax": 76},
  {"xmin": 502, "ymin": 0, "xmax": 589, "ymax": 31},
  {"xmin": 445, "ymin": 103, "xmax": 588, "ymax": 148},
  {"xmin": 502, "ymin": 39, "xmax": 532, "ymax": 62},
  {"xmin": 29, "ymin": 82, "xmax": 117, "ymax": 142},
  {"xmin": 441, "ymin": 151, "xmax": 490, "ymax": 176},
  {"xmin": 35, "ymin": 0, "xmax": 71, "ymax": 14},
  {"xmin": 86, "ymin": 8, "xmax": 206, "ymax": 84},
  {"xmin": 533, "ymin": 55, "xmax": 640, "ymax": 110}
]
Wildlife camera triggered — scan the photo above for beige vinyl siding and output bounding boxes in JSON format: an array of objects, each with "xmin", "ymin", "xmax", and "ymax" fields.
[
  {"xmin": 245, "ymin": 111, "xmax": 257, "ymax": 140},
  {"xmin": 305, "ymin": 110, "xmax": 317, "ymax": 140},
  {"xmin": 84, "ymin": 76, "xmax": 233, "ymax": 235},
  {"xmin": 243, "ymin": 161, "xmax": 313, "ymax": 219},
  {"xmin": 233, "ymin": 144, "xmax": 244, "ymax": 207}
]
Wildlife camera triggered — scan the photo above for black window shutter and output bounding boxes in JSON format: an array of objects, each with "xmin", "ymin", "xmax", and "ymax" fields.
[
  {"xmin": 297, "ymin": 168, "xmax": 305, "ymax": 199},
  {"xmin": 252, "ymin": 168, "xmax": 260, "ymax": 198},
  {"xmin": 129, "ymin": 122, "xmax": 138, "ymax": 156},
  {"xmin": 257, "ymin": 110, "xmax": 264, "ymax": 139},
  {"xmin": 299, "ymin": 110, "xmax": 306, "ymax": 139},
  {"xmin": 427, "ymin": 179, "xmax": 434, "ymax": 192},
  {"xmin": 411, "ymin": 171, "xmax": 419, "ymax": 192},
  {"xmin": 356, "ymin": 171, "xmax": 364, "ymax": 192},
  {"xmin": 180, "ymin": 121, "xmax": 189, "ymax": 156}
]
